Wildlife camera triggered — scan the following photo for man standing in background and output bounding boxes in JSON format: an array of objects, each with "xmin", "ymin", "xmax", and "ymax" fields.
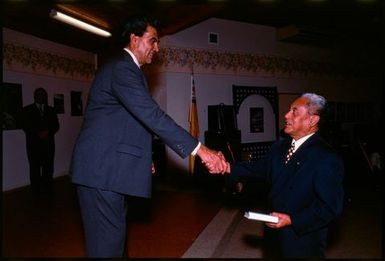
[{"xmin": 21, "ymin": 87, "xmax": 60, "ymax": 194}]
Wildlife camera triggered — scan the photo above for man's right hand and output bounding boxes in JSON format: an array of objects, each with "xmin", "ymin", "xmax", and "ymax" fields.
[{"xmin": 196, "ymin": 144, "xmax": 228, "ymax": 174}]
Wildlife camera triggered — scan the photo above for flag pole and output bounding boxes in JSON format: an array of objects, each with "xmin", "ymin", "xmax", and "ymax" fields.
[{"xmin": 189, "ymin": 65, "xmax": 199, "ymax": 175}]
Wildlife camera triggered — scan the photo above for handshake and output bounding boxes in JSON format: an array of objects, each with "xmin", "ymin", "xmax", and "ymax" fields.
[{"xmin": 196, "ymin": 144, "xmax": 230, "ymax": 174}]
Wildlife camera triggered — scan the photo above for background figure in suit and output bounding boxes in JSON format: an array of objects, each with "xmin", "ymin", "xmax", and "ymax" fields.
[
  {"xmin": 213, "ymin": 93, "xmax": 344, "ymax": 258},
  {"xmin": 21, "ymin": 87, "xmax": 60, "ymax": 193},
  {"xmin": 70, "ymin": 15, "xmax": 226, "ymax": 258}
]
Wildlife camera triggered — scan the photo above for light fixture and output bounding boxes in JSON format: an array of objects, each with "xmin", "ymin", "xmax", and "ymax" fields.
[{"xmin": 50, "ymin": 9, "xmax": 111, "ymax": 37}]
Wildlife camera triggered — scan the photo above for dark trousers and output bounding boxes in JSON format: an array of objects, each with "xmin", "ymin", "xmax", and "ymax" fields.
[
  {"xmin": 76, "ymin": 185, "xmax": 128, "ymax": 258},
  {"xmin": 27, "ymin": 141, "xmax": 54, "ymax": 190}
]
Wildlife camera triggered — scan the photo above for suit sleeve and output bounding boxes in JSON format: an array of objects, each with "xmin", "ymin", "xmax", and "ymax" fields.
[
  {"xmin": 229, "ymin": 154, "xmax": 271, "ymax": 184},
  {"xmin": 111, "ymin": 60, "xmax": 198, "ymax": 158}
]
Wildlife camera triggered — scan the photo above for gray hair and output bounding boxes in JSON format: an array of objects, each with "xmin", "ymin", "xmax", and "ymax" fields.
[{"xmin": 301, "ymin": 93, "xmax": 326, "ymax": 115}]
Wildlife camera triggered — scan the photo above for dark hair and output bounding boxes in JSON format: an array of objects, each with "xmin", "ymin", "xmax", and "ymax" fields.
[
  {"xmin": 34, "ymin": 87, "xmax": 47, "ymax": 97},
  {"xmin": 120, "ymin": 14, "xmax": 161, "ymax": 46}
]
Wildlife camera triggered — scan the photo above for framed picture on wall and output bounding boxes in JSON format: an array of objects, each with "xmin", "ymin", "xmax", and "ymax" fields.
[
  {"xmin": 249, "ymin": 107, "xmax": 264, "ymax": 133},
  {"xmin": 54, "ymin": 93, "xmax": 65, "ymax": 114},
  {"xmin": 232, "ymin": 85, "xmax": 278, "ymax": 161},
  {"xmin": 71, "ymin": 91, "xmax": 83, "ymax": 116},
  {"xmin": 1, "ymin": 82, "xmax": 23, "ymax": 130}
]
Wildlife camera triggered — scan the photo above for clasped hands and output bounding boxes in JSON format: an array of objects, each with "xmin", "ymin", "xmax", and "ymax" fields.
[{"xmin": 196, "ymin": 144, "xmax": 229, "ymax": 174}]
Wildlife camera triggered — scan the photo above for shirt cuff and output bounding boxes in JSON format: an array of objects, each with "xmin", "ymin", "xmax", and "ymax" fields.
[{"xmin": 191, "ymin": 142, "xmax": 201, "ymax": 156}]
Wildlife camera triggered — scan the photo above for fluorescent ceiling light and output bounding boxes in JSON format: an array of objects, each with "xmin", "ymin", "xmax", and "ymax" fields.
[{"xmin": 50, "ymin": 9, "xmax": 111, "ymax": 37}]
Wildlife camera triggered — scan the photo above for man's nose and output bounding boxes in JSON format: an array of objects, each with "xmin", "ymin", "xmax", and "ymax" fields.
[{"xmin": 284, "ymin": 111, "xmax": 290, "ymax": 119}]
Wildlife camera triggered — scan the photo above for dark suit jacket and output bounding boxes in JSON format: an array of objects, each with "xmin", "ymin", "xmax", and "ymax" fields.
[
  {"xmin": 21, "ymin": 103, "xmax": 59, "ymax": 153},
  {"xmin": 230, "ymin": 132, "xmax": 344, "ymax": 258},
  {"xmin": 71, "ymin": 51, "xmax": 198, "ymax": 198}
]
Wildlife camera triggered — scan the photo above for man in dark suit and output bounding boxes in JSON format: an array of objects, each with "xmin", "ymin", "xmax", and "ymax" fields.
[
  {"xmin": 70, "ymin": 15, "xmax": 226, "ymax": 258},
  {"xmin": 212, "ymin": 93, "xmax": 344, "ymax": 258},
  {"xmin": 21, "ymin": 87, "xmax": 60, "ymax": 193}
]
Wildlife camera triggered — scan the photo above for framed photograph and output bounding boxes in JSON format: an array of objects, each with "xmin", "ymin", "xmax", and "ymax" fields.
[
  {"xmin": 54, "ymin": 93, "xmax": 65, "ymax": 114},
  {"xmin": 249, "ymin": 107, "xmax": 264, "ymax": 133},
  {"xmin": 1, "ymin": 82, "xmax": 23, "ymax": 130},
  {"xmin": 71, "ymin": 91, "xmax": 83, "ymax": 116}
]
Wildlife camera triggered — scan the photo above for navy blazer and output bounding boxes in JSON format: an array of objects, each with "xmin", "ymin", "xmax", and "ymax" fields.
[
  {"xmin": 230, "ymin": 133, "xmax": 344, "ymax": 257},
  {"xmin": 71, "ymin": 51, "xmax": 198, "ymax": 198}
]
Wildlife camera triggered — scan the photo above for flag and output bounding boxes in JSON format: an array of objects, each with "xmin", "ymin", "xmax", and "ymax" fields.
[{"xmin": 189, "ymin": 72, "xmax": 199, "ymax": 175}]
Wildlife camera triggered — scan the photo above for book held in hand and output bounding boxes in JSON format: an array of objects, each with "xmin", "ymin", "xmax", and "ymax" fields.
[{"xmin": 244, "ymin": 211, "xmax": 279, "ymax": 223}]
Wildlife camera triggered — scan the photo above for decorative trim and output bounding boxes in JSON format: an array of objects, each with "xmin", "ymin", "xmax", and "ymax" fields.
[
  {"xmin": 154, "ymin": 46, "xmax": 364, "ymax": 77},
  {"xmin": 3, "ymin": 42, "xmax": 95, "ymax": 78}
]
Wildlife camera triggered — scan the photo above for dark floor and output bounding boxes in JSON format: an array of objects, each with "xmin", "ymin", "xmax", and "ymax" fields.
[
  {"xmin": 2, "ymin": 157, "xmax": 384, "ymax": 259},
  {"xmin": 1, "ymin": 174, "xmax": 224, "ymax": 258}
]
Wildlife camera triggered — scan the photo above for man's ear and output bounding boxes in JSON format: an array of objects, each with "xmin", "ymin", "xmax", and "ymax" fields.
[
  {"xmin": 130, "ymin": 33, "xmax": 137, "ymax": 46},
  {"xmin": 130, "ymin": 33, "xmax": 135, "ymax": 42},
  {"xmin": 310, "ymin": 115, "xmax": 320, "ymax": 127}
]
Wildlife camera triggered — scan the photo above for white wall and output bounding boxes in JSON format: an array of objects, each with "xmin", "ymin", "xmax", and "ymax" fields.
[
  {"xmin": 2, "ymin": 28, "xmax": 95, "ymax": 191},
  {"xmin": 162, "ymin": 18, "xmax": 335, "ymax": 62}
]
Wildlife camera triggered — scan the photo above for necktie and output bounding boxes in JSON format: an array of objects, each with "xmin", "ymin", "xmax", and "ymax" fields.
[
  {"xmin": 285, "ymin": 143, "xmax": 295, "ymax": 164},
  {"xmin": 38, "ymin": 104, "xmax": 44, "ymax": 116}
]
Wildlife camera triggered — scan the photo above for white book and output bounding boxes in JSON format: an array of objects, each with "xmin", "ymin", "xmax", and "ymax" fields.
[{"xmin": 244, "ymin": 211, "xmax": 279, "ymax": 223}]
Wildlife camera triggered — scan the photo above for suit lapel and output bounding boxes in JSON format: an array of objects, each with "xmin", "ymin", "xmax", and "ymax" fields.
[
  {"xmin": 284, "ymin": 133, "xmax": 322, "ymax": 180},
  {"xmin": 123, "ymin": 51, "xmax": 149, "ymax": 91},
  {"xmin": 278, "ymin": 134, "xmax": 320, "ymax": 178},
  {"xmin": 290, "ymin": 133, "xmax": 320, "ymax": 160},
  {"xmin": 270, "ymin": 133, "xmax": 322, "ymax": 201}
]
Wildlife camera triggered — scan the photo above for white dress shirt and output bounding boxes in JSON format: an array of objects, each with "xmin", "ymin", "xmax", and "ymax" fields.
[{"xmin": 291, "ymin": 132, "xmax": 316, "ymax": 153}]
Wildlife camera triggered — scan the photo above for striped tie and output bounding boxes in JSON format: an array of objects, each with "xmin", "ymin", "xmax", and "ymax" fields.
[{"xmin": 285, "ymin": 143, "xmax": 295, "ymax": 164}]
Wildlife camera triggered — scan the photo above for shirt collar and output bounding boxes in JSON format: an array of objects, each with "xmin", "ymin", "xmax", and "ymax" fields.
[
  {"xmin": 291, "ymin": 132, "xmax": 315, "ymax": 152},
  {"xmin": 124, "ymin": 48, "xmax": 140, "ymax": 68}
]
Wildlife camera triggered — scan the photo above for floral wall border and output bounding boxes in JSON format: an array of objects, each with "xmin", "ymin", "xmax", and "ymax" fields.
[
  {"xmin": 3, "ymin": 42, "xmax": 95, "ymax": 78},
  {"xmin": 154, "ymin": 46, "xmax": 368, "ymax": 78}
]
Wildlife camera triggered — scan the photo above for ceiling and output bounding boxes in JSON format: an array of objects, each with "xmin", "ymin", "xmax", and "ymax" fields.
[{"xmin": 2, "ymin": 0, "xmax": 383, "ymax": 55}]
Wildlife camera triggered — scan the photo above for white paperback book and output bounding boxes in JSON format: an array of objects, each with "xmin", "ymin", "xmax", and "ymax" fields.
[{"xmin": 244, "ymin": 211, "xmax": 279, "ymax": 223}]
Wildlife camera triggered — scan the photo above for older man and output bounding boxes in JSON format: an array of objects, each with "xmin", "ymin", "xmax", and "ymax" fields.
[{"xmin": 214, "ymin": 93, "xmax": 344, "ymax": 258}]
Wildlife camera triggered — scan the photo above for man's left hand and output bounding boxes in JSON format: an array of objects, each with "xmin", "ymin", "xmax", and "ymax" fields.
[{"xmin": 265, "ymin": 212, "xmax": 292, "ymax": 229}]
